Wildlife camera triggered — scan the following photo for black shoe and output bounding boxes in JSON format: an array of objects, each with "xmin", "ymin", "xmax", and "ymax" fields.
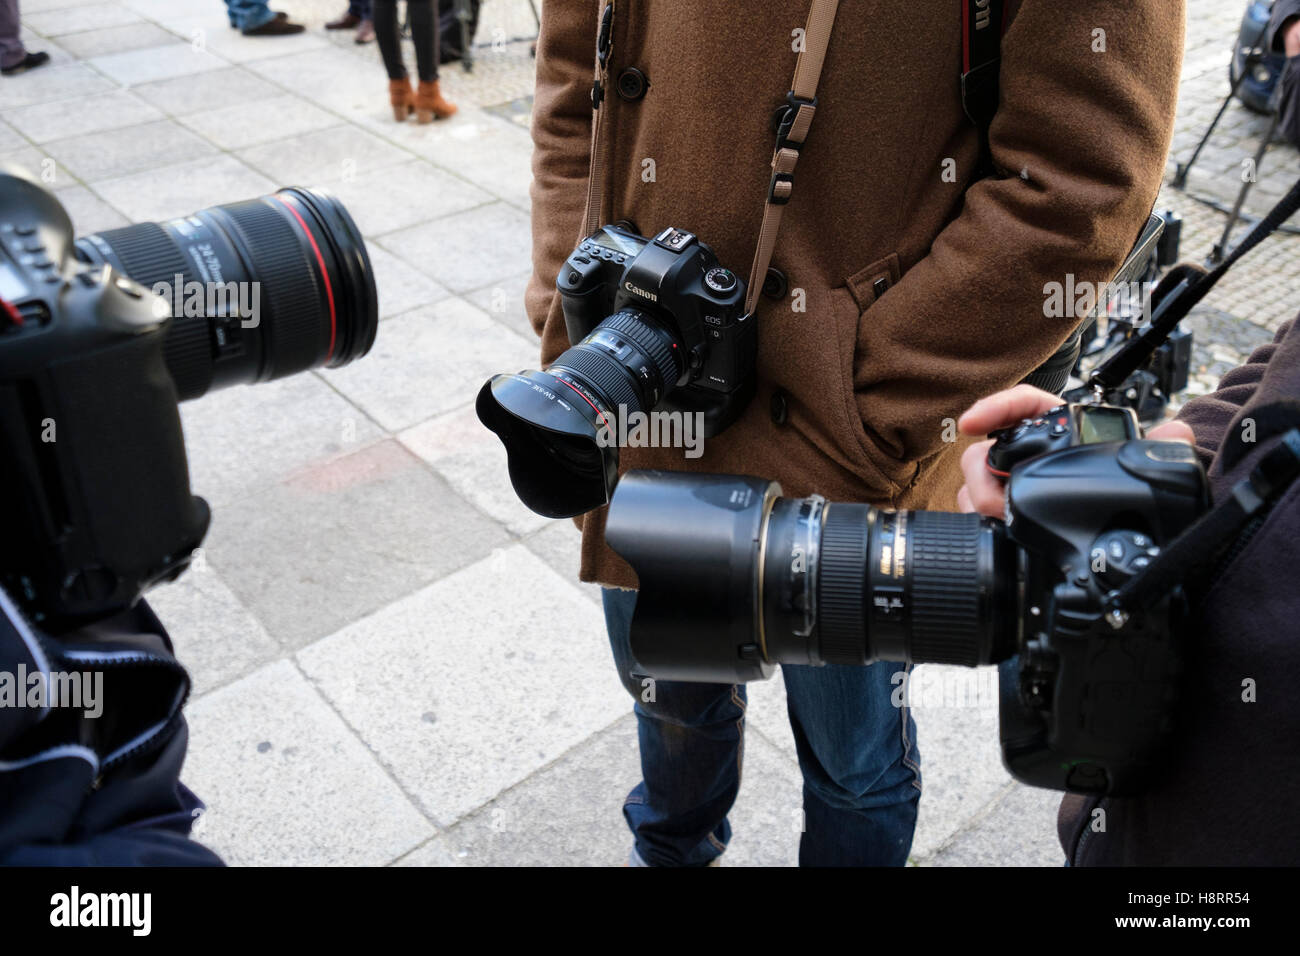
[
  {"xmin": 243, "ymin": 16, "xmax": 305, "ymax": 36},
  {"xmin": 2, "ymin": 51, "xmax": 51, "ymax": 76}
]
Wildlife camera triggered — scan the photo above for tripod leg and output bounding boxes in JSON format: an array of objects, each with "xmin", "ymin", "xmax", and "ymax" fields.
[
  {"xmin": 1210, "ymin": 109, "xmax": 1281, "ymax": 263},
  {"xmin": 457, "ymin": 0, "xmax": 472, "ymax": 72},
  {"xmin": 1174, "ymin": 56, "xmax": 1255, "ymax": 189}
]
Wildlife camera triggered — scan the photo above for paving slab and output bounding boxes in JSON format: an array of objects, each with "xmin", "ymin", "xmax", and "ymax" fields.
[
  {"xmin": 184, "ymin": 659, "xmax": 435, "ymax": 866},
  {"xmin": 296, "ymin": 544, "xmax": 627, "ymax": 827}
]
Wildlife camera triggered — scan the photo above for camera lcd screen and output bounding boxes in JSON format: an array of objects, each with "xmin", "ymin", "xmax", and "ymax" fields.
[
  {"xmin": 593, "ymin": 231, "xmax": 645, "ymax": 256},
  {"xmin": 1079, "ymin": 406, "xmax": 1135, "ymax": 444}
]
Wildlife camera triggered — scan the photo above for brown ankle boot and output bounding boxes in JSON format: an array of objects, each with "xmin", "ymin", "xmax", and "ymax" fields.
[
  {"xmin": 389, "ymin": 77, "xmax": 414, "ymax": 121},
  {"xmin": 415, "ymin": 80, "xmax": 457, "ymax": 123}
]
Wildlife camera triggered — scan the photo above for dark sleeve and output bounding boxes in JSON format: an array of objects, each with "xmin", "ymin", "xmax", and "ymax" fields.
[
  {"xmin": 1176, "ymin": 318, "xmax": 1296, "ymax": 467},
  {"xmin": 1268, "ymin": 0, "xmax": 1300, "ymax": 53}
]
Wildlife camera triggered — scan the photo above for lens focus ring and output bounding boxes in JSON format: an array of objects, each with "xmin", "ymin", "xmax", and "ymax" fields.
[
  {"xmin": 601, "ymin": 310, "xmax": 681, "ymax": 389},
  {"xmin": 818, "ymin": 503, "xmax": 871, "ymax": 666},
  {"xmin": 907, "ymin": 512, "xmax": 988, "ymax": 666}
]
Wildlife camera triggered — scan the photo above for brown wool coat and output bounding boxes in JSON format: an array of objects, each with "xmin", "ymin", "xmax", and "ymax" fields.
[{"xmin": 527, "ymin": 0, "xmax": 1185, "ymax": 589}]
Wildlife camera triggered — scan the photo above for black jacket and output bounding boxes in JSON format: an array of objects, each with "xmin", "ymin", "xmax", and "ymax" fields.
[
  {"xmin": 1059, "ymin": 317, "xmax": 1300, "ymax": 865},
  {"xmin": 1269, "ymin": 0, "xmax": 1300, "ymax": 145}
]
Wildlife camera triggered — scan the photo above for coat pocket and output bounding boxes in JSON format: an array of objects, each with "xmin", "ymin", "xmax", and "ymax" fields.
[{"xmin": 831, "ymin": 252, "xmax": 915, "ymax": 494}]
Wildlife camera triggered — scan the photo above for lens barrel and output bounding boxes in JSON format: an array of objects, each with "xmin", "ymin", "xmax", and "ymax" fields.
[
  {"xmin": 75, "ymin": 187, "xmax": 378, "ymax": 401},
  {"xmin": 476, "ymin": 308, "xmax": 683, "ymax": 518},
  {"xmin": 607, "ymin": 472, "xmax": 1019, "ymax": 683}
]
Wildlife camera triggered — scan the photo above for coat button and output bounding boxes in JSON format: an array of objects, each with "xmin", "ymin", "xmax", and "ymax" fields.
[
  {"xmin": 770, "ymin": 389, "xmax": 789, "ymax": 425},
  {"xmin": 762, "ymin": 267, "xmax": 788, "ymax": 300},
  {"xmin": 616, "ymin": 67, "xmax": 649, "ymax": 101}
]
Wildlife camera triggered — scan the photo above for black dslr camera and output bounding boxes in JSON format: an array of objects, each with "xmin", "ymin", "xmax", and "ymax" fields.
[
  {"xmin": 0, "ymin": 165, "xmax": 377, "ymax": 630},
  {"xmin": 477, "ymin": 224, "xmax": 753, "ymax": 518},
  {"xmin": 606, "ymin": 401, "xmax": 1209, "ymax": 795}
]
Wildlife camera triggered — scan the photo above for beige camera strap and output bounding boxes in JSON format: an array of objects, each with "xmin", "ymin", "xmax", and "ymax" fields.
[
  {"xmin": 744, "ymin": 0, "xmax": 839, "ymax": 317},
  {"xmin": 580, "ymin": 0, "xmax": 839, "ymax": 301}
]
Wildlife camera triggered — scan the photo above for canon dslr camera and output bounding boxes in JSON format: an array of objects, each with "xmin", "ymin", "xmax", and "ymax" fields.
[
  {"xmin": 606, "ymin": 402, "xmax": 1209, "ymax": 795},
  {"xmin": 477, "ymin": 224, "xmax": 753, "ymax": 518},
  {"xmin": 0, "ymin": 165, "xmax": 377, "ymax": 629}
]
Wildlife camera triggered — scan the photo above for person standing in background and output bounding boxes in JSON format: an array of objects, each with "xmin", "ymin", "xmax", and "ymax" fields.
[
  {"xmin": 224, "ymin": 1, "xmax": 306, "ymax": 36},
  {"xmin": 327, "ymin": 1, "xmax": 375, "ymax": 45},
  {"xmin": 0, "ymin": 0, "xmax": 48, "ymax": 76},
  {"xmin": 375, "ymin": 0, "xmax": 456, "ymax": 123},
  {"xmin": 1270, "ymin": 0, "xmax": 1300, "ymax": 145}
]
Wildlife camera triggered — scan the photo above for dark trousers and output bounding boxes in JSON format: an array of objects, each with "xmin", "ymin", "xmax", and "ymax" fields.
[
  {"xmin": 0, "ymin": 0, "xmax": 27, "ymax": 70},
  {"xmin": 374, "ymin": 0, "xmax": 440, "ymax": 83}
]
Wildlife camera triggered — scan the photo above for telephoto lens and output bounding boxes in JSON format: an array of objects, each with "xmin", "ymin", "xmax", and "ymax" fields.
[
  {"xmin": 476, "ymin": 308, "xmax": 684, "ymax": 519},
  {"xmin": 74, "ymin": 187, "xmax": 378, "ymax": 400},
  {"xmin": 605, "ymin": 471, "xmax": 1019, "ymax": 683}
]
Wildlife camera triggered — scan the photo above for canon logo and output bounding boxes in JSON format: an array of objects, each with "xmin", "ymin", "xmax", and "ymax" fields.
[{"xmin": 625, "ymin": 282, "xmax": 658, "ymax": 303}]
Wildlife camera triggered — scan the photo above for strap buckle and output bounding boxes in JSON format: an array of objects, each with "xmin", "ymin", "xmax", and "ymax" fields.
[
  {"xmin": 774, "ymin": 90, "xmax": 817, "ymax": 152},
  {"xmin": 768, "ymin": 171, "xmax": 794, "ymax": 205}
]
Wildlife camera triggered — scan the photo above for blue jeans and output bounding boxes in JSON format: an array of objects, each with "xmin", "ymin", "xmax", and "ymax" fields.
[
  {"xmin": 349, "ymin": 0, "xmax": 373, "ymax": 17},
  {"xmin": 603, "ymin": 588, "xmax": 921, "ymax": 867},
  {"xmin": 225, "ymin": 0, "xmax": 276, "ymax": 30}
]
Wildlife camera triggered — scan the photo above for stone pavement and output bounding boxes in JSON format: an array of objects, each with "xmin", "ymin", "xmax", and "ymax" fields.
[{"xmin": 1, "ymin": 0, "xmax": 1294, "ymax": 867}]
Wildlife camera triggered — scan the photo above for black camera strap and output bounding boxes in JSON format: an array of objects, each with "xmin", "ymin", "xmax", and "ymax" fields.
[
  {"xmin": 961, "ymin": 0, "xmax": 1006, "ymax": 178},
  {"xmin": 743, "ymin": 0, "xmax": 840, "ymax": 318}
]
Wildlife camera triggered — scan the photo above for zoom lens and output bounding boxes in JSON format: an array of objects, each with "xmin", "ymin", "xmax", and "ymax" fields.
[
  {"xmin": 75, "ymin": 187, "xmax": 378, "ymax": 401},
  {"xmin": 606, "ymin": 471, "xmax": 1018, "ymax": 683},
  {"xmin": 476, "ymin": 308, "xmax": 683, "ymax": 519}
]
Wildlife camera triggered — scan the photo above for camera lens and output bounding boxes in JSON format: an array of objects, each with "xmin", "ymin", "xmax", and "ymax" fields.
[
  {"xmin": 75, "ymin": 187, "xmax": 378, "ymax": 401},
  {"xmin": 606, "ymin": 472, "xmax": 1018, "ymax": 682},
  {"xmin": 476, "ymin": 308, "xmax": 683, "ymax": 519}
]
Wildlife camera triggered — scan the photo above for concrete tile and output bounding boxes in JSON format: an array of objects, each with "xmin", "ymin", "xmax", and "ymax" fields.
[
  {"xmin": 296, "ymin": 545, "xmax": 626, "ymax": 826},
  {"xmin": 88, "ymin": 42, "xmax": 228, "ymax": 86},
  {"xmin": 464, "ymin": 270, "xmax": 533, "ymax": 340},
  {"xmin": 46, "ymin": 118, "xmax": 215, "ymax": 182},
  {"xmin": 744, "ymin": 669, "xmax": 799, "ymax": 762},
  {"xmin": 399, "ymin": 404, "xmax": 550, "ymax": 536},
  {"xmin": 327, "ymin": 159, "xmax": 493, "ymax": 238},
  {"xmin": 91, "ymin": 154, "xmax": 275, "ymax": 222},
  {"xmin": 0, "ymin": 63, "xmax": 114, "ymax": 110},
  {"xmin": 248, "ymin": 46, "xmax": 388, "ymax": 119},
  {"xmin": 173, "ymin": 16, "xmax": 331, "ymax": 65},
  {"xmin": 0, "ymin": 120, "xmax": 22, "ymax": 152},
  {"xmin": 145, "ymin": 561, "xmax": 281, "ymax": 698},
  {"xmin": 392, "ymin": 836, "xmax": 463, "ymax": 867},
  {"xmin": 122, "ymin": 0, "xmax": 215, "ymax": 23},
  {"xmin": 131, "ymin": 66, "xmax": 278, "ymax": 116},
  {"xmin": 378, "ymin": 201, "xmax": 533, "ymax": 293},
  {"xmin": 0, "ymin": 147, "xmax": 59, "ymax": 187},
  {"xmin": 2, "ymin": 89, "xmax": 162, "ymax": 144},
  {"xmin": 179, "ymin": 93, "xmax": 338, "ymax": 150},
  {"xmin": 184, "ymin": 659, "xmax": 434, "ymax": 866},
  {"xmin": 236, "ymin": 124, "xmax": 412, "ymax": 189},
  {"xmin": 365, "ymin": 242, "xmax": 450, "ymax": 319},
  {"xmin": 907, "ymin": 663, "xmax": 1016, "ymax": 860},
  {"xmin": 322, "ymin": 297, "xmax": 536, "ymax": 432},
  {"xmin": 53, "ymin": 184, "xmax": 130, "ymax": 233},
  {"xmin": 179, "ymin": 369, "xmax": 385, "ymax": 509},
  {"xmin": 24, "ymin": 2, "xmax": 144, "ymax": 37},
  {"xmin": 372, "ymin": 114, "xmax": 533, "ymax": 208},
  {"xmin": 928, "ymin": 783, "xmax": 1066, "ymax": 867},
  {"xmin": 18, "ymin": 0, "xmax": 106, "ymax": 15},
  {"xmin": 205, "ymin": 439, "xmax": 511, "ymax": 648},
  {"xmin": 440, "ymin": 711, "xmax": 802, "ymax": 866},
  {"xmin": 720, "ymin": 730, "xmax": 805, "ymax": 867},
  {"xmin": 519, "ymin": 520, "xmax": 602, "ymax": 605},
  {"xmin": 57, "ymin": 22, "xmax": 179, "ymax": 59}
]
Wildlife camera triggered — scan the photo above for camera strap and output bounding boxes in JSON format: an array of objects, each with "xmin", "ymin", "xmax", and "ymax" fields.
[
  {"xmin": 743, "ymin": 0, "xmax": 840, "ymax": 317},
  {"xmin": 582, "ymin": 1, "xmax": 618, "ymax": 237}
]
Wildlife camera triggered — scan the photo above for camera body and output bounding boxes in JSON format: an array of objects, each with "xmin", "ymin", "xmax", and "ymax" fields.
[
  {"xmin": 0, "ymin": 173, "xmax": 207, "ymax": 629},
  {"xmin": 607, "ymin": 401, "xmax": 1210, "ymax": 795},
  {"xmin": 995, "ymin": 434, "xmax": 1207, "ymax": 793},
  {"xmin": 558, "ymin": 225, "xmax": 753, "ymax": 435}
]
